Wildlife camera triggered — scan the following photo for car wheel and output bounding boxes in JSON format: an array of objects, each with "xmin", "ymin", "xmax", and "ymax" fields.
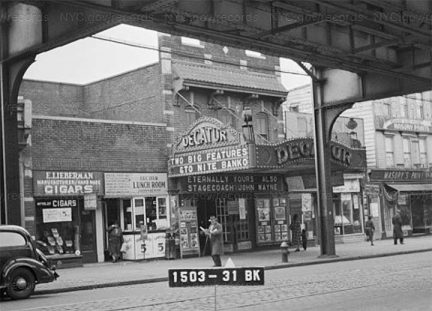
[{"xmin": 7, "ymin": 268, "xmax": 36, "ymax": 300}]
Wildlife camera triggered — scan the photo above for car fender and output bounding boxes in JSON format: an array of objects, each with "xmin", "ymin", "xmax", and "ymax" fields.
[{"xmin": 2, "ymin": 258, "xmax": 56, "ymax": 285}]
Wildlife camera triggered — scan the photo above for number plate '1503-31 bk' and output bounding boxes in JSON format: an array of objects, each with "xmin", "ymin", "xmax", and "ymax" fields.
[{"xmin": 168, "ymin": 267, "xmax": 264, "ymax": 287}]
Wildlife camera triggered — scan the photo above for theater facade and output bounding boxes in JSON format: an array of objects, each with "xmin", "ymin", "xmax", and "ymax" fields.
[{"xmin": 168, "ymin": 117, "xmax": 367, "ymax": 256}]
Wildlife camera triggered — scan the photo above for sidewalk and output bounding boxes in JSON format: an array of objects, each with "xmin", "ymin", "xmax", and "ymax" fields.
[{"xmin": 36, "ymin": 235, "xmax": 432, "ymax": 295}]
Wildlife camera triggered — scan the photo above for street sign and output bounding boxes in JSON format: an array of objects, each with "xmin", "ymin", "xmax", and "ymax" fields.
[{"xmin": 168, "ymin": 267, "xmax": 264, "ymax": 287}]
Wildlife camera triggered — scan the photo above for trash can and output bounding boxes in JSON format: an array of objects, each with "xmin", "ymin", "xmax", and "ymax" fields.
[{"xmin": 165, "ymin": 232, "xmax": 176, "ymax": 259}]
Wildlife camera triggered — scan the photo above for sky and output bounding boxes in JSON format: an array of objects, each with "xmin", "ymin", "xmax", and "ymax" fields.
[{"xmin": 24, "ymin": 24, "xmax": 310, "ymax": 90}]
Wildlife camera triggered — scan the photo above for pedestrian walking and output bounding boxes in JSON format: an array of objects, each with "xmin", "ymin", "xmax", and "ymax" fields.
[
  {"xmin": 365, "ymin": 215, "xmax": 375, "ymax": 246},
  {"xmin": 202, "ymin": 215, "xmax": 223, "ymax": 267},
  {"xmin": 301, "ymin": 229, "xmax": 307, "ymax": 251},
  {"xmin": 108, "ymin": 222, "xmax": 123, "ymax": 263},
  {"xmin": 290, "ymin": 214, "xmax": 301, "ymax": 252},
  {"xmin": 392, "ymin": 210, "xmax": 404, "ymax": 245}
]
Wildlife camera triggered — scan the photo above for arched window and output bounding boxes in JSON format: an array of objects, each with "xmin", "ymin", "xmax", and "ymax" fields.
[{"xmin": 255, "ymin": 112, "xmax": 269, "ymax": 142}]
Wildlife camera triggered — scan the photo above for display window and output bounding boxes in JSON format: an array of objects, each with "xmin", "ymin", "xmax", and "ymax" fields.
[
  {"xmin": 256, "ymin": 196, "xmax": 288, "ymax": 244},
  {"xmin": 35, "ymin": 198, "xmax": 81, "ymax": 255},
  {"xmin": 121, "ymin": 196, "xmax": 170, "ymax": 232},
  {"xmin": 333, "ymin": 193, "xmax": 362, "ymax": 234}
]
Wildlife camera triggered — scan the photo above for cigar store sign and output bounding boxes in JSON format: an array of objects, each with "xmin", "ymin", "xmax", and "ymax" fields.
[{"xmin": 34, "ymin": 171, "xmax": 103, "ymax": 196}]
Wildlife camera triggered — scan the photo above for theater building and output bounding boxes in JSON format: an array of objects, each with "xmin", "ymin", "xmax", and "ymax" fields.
[{"xmin": 167, "ymin": 116, "xmax": 367, "ymax": 255}]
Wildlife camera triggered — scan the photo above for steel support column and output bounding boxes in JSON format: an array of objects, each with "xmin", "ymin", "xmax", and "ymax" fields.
[
  {"xmin": 312, "ymin": 67, "xmax": 353, "ymax": 257},
  {"xmin": 1, "ymin": 2, "xmax": 38, "ymax": 224}
]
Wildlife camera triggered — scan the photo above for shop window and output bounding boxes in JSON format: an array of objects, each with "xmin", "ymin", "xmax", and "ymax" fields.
[
  {"xmin": 122, "ymin": 199, "xmax": 132, "ymax": 231},
  {"xmin": 35, "ymin": 198, "xmax": 80, "ymax": 255},
  {"xmin": 385, "ymin": 136, "xmax": 394, "ymax": 167},
  {"xmin": 134, "ymin": 198, "xmax": 145, "ymax": 231},
  {"xmin": 333, "ymin": 193, "xmax": 362, "ymax": 235},
  {"xmin": 403, "ymin": 137, "xmax": 411, "ymax": 168}
]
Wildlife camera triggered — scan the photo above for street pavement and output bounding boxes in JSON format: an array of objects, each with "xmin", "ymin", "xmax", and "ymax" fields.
[{"xmin": 36, "ymin": 235, "xmax": 432, "ymax": 295}]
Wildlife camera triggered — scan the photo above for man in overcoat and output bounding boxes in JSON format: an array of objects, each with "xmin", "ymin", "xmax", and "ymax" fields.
[
  {"xmin": 392, "ymin": 210, "xmax": 404, "ymax": 245},
  {"xmin": 204, "ymin": 216, "xmax": 223, "ymax": 267}
]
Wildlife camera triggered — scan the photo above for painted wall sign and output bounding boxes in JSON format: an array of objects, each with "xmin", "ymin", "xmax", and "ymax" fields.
[
  {"xmin": 369, "ymin": 169, "xmax": 432, "ymax": 182},
  {"xmin": 33, "ymin": 171, "xmax": 103, "ymax": 196},
  {"xmin": 169, "ymin": 144, "xmax": 253, "ymax": 177},
  {"xmin": 104, "ymin": 173, "xmax": 168, "ymax": 197},
  {"xmin": 180, "ymin": 174, "xmax": 285, "ymax": 193},
  {"xmin": 378, "ymin": 118, "xmax": 432, "ymax": 133}
]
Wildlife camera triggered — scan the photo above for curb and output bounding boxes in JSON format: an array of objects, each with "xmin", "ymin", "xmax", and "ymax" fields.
[{"xmin": 35, "ymin": 248, "xmax": 432, "ymax": 296}]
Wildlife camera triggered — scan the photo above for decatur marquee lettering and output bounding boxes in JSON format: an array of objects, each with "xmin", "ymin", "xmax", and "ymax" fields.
[
  {"xmin": 181, "ymin": 127, "xmax": 227, "ymax": 148},
  {"xmin": 276, "ymin": 140, "xmax": 351, "ymax": 166}
]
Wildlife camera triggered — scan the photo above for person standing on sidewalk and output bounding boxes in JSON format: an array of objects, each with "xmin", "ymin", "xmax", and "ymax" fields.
[
  {"xmin": 365, "ymin": 216, "xmax": 375, "ymax": 246},
  {"xmin": 203, "ymin": 216, "xmax": 223, "ymax": 267},
  {"xmin": 392, "ymin": 210, "xmax": 404, "ymax": 245},
  {"xmin": 290, "ymin": 214, "xmax": 302, "ymax": 252},
  {"xmin": 108, "ymin": 222, "xmax": 124, "ymax": 262}
]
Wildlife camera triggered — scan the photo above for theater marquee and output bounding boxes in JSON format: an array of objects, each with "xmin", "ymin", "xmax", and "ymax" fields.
[{"xmin": 168, "ymin": 117, "xmax": 256, "ymax": 177}]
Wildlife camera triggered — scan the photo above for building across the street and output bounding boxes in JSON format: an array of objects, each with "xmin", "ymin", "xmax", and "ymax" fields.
[
  {"xmin": 17, "ymin": 34, "xmax": 366, "ymax": 266},
  {"xmin": 285, "ymin": 84, "xmax": 432, "ymax": 242}
]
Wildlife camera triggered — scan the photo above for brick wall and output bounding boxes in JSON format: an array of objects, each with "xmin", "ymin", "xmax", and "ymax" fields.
[
  {"xmin": 19, "ymin": 80, "xmax": 85, "ymax": 117},
  {"xmin": 83, "ymin": 64, "xmax": 164, "ymax": 122},
  {"xmin": 31, "ymin": 118, "xmax": 168, "ymax": 172}
]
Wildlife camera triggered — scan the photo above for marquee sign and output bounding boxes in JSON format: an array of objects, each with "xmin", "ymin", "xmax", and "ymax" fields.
[
  {"xmin": 173, "ymin": 117, "xmax": 241, "ymax": 152},
  {"xmin": 256, "ymin": 138, "xmax": 366, "ymax": 169},
  {"xmin": 169, "ymin": 117, "xmax": 255, "ymax": 177},
  {"xmin": 179, "ymin": 174, "xmax": 285, "ymax": 193}
]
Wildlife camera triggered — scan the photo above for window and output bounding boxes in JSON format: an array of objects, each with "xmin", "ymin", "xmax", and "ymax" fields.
[
  {"xmin": 0, "ymin": 232, "xmax": 26, "ymax": 247},
  {"xmin": 403, "ymin": 138, "xmax": 411, "ymax": 168},
  {"xmin": 411, "ymin": 140, "xmax": 421, "ymax": 167},
  {"xmin": 185, "ymin": 107, "xmax": 198, "ymax": 125},
  {"xmin": 419, "ymin": 139, "xmax": 427, "ymax": 167},
  {"xmin": 416, "ymin": 93, "xmax": 424, "ymax": 119},
  {"xmin": 400, "ymin": 97, "xmax": 408, "ymax": 118},
  {"xmin": 298, "ymin": 117, "xmax": 307, "ymax": 137},
  {"xmin": 385, "ymin": 136, "xmax": 394, "ymax": 167},
  {"xmin": 383, "ymin": 103, "xmax": 391, "ymax": 116},
  {"xmin": 255, "ymin": 112, "xmax": 269, "ymax": 141}
]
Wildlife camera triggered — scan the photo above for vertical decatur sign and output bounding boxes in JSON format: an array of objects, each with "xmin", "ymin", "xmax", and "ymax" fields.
[
  {"xmin": 168, "ymin": 117, "xmax": 256, "ymax": 177},
  {"xmin": 33, "ymin": 171, "xmax": 103, "ymax": 196}
]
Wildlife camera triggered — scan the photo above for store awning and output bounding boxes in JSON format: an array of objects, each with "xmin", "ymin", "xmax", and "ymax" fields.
[{"xmin": 385, "ymin": 183, "xmax": 432, "ymax": 192}]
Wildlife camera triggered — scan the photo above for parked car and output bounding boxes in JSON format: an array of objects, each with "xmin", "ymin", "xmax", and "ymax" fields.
[{"xmin": 0, "ymin": 225, "xmax": 58, "ymax": 299}]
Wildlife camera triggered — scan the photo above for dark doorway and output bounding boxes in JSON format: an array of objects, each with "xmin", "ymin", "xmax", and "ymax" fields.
[
  {"xmin": 79, "ymin": 207, "xmax": 97, "ymax": 263},
  {"xmin": 197, "ymin": 199, "xmax": 216, "ymax": 256}
]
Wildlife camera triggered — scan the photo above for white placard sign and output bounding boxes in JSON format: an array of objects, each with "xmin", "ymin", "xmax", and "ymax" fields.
[
  {"xmin": 239, "ymin": 198, "xmax": 246, "ymax": 220},
  {"xmin": 105, "ymin": 173, "xmax": 168, "ymax": 197},
  {"xmin": 43, "ymin": 208, "xmax": 72, "ymax": 223}
]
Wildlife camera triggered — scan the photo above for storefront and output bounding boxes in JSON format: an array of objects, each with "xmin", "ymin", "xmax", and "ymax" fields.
[
  {"xmin": 103, "ymin": 173, "xmax": 170, "ymax": 260},
  {"xmin": 369, "ymin": 169, "xmax": 432, "ymax": 238},
  {"xmin": 33, "ymin": 171, "xmax": 103, "ymax": 266},
  {"xmin": 168, "ymin": 117, "xmax": 367, "ymax": 254}
]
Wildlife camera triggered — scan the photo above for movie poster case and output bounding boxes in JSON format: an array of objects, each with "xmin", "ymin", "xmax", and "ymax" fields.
[{"xmin": 256, "ymin": 197, "xmax": 288, "ymax": 244}]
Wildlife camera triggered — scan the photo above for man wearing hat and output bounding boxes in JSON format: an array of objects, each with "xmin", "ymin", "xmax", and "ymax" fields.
[{"xmin": 204, "ymin": 216, "xmax": 223, "ymax": 267}]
